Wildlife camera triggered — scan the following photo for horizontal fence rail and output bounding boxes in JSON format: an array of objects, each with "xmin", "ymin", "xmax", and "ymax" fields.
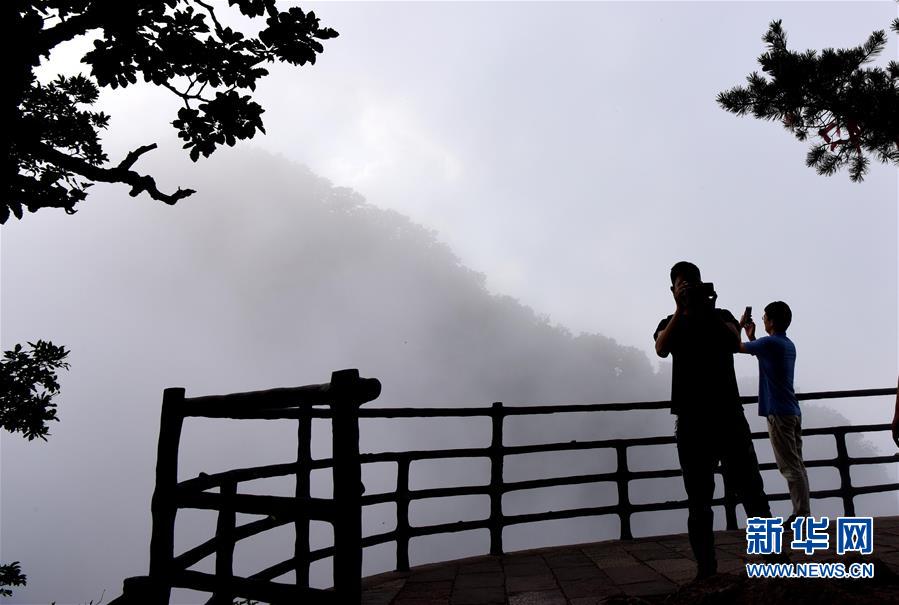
[{"xmin": 111, "ymin": 374, "xmax": 898, "ymax": 604}]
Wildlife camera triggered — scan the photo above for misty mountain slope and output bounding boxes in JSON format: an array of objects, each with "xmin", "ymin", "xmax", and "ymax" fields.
[
  {"xmin": 144, "ymin": 147, "xmax": 669, "ymax": 409},
  {"xmin": 223, "ymin": 150, "xmax": 664, "ymax": 404}
]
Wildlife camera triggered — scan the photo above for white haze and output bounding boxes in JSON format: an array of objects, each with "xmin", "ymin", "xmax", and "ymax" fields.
[{"xmin": 2, "ymin": 2, "xmax": 898, "ymax": 604}]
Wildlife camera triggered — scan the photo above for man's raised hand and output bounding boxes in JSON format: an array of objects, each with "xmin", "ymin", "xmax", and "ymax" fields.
[{"xmin": 743, "ymin": 320, "xmax": 756, "ymax": 341}]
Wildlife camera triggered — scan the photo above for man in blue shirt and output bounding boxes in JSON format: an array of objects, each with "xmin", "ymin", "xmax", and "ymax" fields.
[{"xmin": 740, "ymin": 301, "xmax": 810, "ymax": 522}]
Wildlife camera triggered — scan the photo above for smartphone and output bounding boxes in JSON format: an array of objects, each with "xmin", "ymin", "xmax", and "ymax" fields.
[{"xmin": 743, "ymin": 306, "xmax": 752, "ymax": 323}]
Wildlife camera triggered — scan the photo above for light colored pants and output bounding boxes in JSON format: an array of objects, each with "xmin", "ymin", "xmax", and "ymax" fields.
[{"xmin": 767, "ymin": 414, "xmax": 811, "ymax": 517}]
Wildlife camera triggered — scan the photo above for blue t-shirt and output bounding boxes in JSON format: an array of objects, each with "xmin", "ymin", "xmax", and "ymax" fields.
[{"xmin": 743, "ymin": 333, "xmax": 800, "ymax": 416}]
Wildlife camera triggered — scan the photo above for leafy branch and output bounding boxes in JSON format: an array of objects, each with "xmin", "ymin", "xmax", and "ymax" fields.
[
  {"xmin": 0, "ymin": 563, "xmax": 27, "ymax": 598},
  {"xmin": 6, "ymin": 1, "xmax": 338, "ymax": 223},
  {"xmin": 717, "ymin": 18, "xmax": 899, "ymax": 182},
  {"xmin": 0, "ymin": 340, "xmax": 71, "ymax": 441}
]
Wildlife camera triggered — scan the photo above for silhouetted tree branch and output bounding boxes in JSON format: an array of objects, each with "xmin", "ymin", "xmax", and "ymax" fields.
[
  {"xmin": 0, "ymin": 340, "xmax": 70, "ymax": 441},
  {"xmin": 5, "ymin": 0, "xmax": 339, "ymax": 223},
  {"xmin": 0, "ymin": 562, "xmax": 27, "ymax": 598},
  {"xmin": 33, "ymin": 142, "xmax": 196, "ymax": 204},
  {"xmin": 717, "ymin": 18, "xmax": 899, "ymax": 182}
]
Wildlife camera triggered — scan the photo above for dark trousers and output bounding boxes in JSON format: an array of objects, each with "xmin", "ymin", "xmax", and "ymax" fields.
[{"xmin": 676, "ymin": 409, "xmax": 771, "ymax": 573}]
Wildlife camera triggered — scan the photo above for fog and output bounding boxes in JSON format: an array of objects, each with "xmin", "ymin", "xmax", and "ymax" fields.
[{"xmin": 2, "ymin": 2, "xmax": 898, "ymax": 604}]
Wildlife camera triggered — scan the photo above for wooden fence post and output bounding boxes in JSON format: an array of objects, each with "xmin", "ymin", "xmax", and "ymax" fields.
[
  {"xmin": 295, "ymin": 413, "xmax": 312, "ymax": 589},
  {"xmin": 395, "ymin": 455, "xmax": 411, "ymax": 571},
  {"xmin": 148, "ymin": 387, "xmax": 186, "ymax": 604},
  {"xmin": 834, "ymin": 429, "xmax": 856, "ymax": 516},
  {"xmin": 615, "ymin": 445, "xmax": 633, "ymax": 540},
  {"xmin": 331, "ymin": 369, "xmax": 364, "ymax": 602},
  {"xmin": 489, "ymin": 401, "xmax": 505, "ymax": 556},
  {"xmin": 210, "ymin": 480, "xmax": 237, "ymax": 604}
]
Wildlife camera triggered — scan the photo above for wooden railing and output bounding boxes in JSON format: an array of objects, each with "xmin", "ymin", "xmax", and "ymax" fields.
[{"xmin": 111, "ymin": 370, "xmax": 898, "ymax": 604}]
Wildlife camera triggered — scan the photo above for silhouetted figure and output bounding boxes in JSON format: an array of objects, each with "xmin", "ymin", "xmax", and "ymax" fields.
[
  {"xmin": 654, "ymin": 261, "xmax": 771, "ymax": 579},
  {"xmin": 739, "ymin": 301, "xmax": 810, "ymax": 522}
]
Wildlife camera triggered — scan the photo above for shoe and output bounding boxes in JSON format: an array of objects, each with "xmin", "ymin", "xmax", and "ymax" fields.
[{"xmin": 694, "ymin": 563, "xmax": 718, "ymax": 581}]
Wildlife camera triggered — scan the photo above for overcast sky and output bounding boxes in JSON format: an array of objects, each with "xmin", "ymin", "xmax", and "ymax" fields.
[
  {"xmin": 31, "ymin": 0, "xmax": 899, "ymax": 396},
  {"xmin": 3, "ymin": 2, "xmax": 898, "ymax": 603},
  {"xmin": 264, "ymin": 1, "xmax": 899, "ymax": 399},
  {"xmin": 218, "ymin": 1, "xmax": 897, "ymax": 394}
]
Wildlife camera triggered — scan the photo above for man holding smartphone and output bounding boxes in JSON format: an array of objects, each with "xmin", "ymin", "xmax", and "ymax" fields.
[
  {"xmin": 739, "ymin": 301, "xmax": 810, "ymax": 523},
  {"xmin": 654, "ymin": 261, "xmax": 771, "ymax": 579}
]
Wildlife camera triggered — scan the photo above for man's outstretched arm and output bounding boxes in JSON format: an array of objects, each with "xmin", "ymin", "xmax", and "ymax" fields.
[{"xmin": 737, "ymin": 319, "xmax": 758, "ymax": 354}]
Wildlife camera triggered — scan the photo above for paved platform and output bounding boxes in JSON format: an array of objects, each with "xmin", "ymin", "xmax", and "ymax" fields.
[{"xmin": 361, "ymin": 515, "xmax": 899, "ymax": 604}]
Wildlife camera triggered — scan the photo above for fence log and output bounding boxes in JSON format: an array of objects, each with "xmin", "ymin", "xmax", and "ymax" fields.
[
  {"xmin": 331, "ymin": 369, "xmax": 367, "ymax": 603},
  {"xmin": 834, "ymin": 429, "xmax": 856, "ymax": 517},
  {"xmin": 209, "ymin": 480, "xmax": 237, "ymax": 604},
  {"xmin": 394, "ymin": 456, "xmax": 412, "ymax": 571},
  {"xmin": 174, "ymin": 516, "xmax": 289, "ymax": 570},
  {"xmin": 148, "ymin": 387, "xmax": 185, "ymax": 605},
  {"xmin": 489, "ymin": 401, "xmax": 505, "ymax": 555},
  {"xmin": 177, "ymin": 491, "xmax": 333, "ymax": 520},
  {"xmin": 295, "ymin": 413, "xmax": 312, "ymax": 590},
  {"xmin": 615, "ymin": 445, "xmax": 633, "ymax": 540}
]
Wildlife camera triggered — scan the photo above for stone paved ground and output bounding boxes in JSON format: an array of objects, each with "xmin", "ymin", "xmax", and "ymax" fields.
[{"xmin": 360, "ymin": 515, "xmax": 899, "ymax": 605}]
